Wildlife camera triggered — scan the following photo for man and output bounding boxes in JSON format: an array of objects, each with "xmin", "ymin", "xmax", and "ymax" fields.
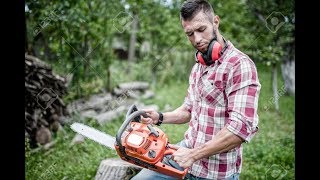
[{"xmin": 132, "ymin": 0, "xmax": 261, "ymax": 179}]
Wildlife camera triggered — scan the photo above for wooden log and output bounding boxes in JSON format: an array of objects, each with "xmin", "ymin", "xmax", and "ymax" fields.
[
  {"xmin": 141, "ymin": 90, "xmax": 155, "ymax": 99},
  {"xmin": 71, "ymin": 134, "xmax": 85, "ymax": 145},
  {"xmin": 94, "ymin": 105, "xmax": 127, "ymax": 125},
  {"xmin": 118, "ymin": 81, "xmax": 149, "ymax": 91},
  {"xmin": 35, "ymin": 127, "xmax": 52, "ymax": 145}
]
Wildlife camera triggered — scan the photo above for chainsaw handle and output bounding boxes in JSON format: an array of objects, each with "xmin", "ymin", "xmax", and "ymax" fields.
[
  {"xmin": 116, "ymin": 110, "xmax": 148, "ymax": 148},
  {"xmin": 161, "ymin": 147, "xmax": 188, "ymax": 179},
  {"xmin": 164, "ymin": 147, "xmax": 176, "ymax": 156},
  {"xmin": 126, "ymin": 104, "xmax": 140, "ymax": 122}
]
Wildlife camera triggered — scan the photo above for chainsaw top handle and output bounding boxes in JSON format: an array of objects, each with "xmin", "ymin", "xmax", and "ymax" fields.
[
  {"xmin": 116, "ymin": 105, "xmax": 148, "ymax": 149},
  {"xmin": 126, "ymin": 104, "xmax": 141, "ymax": 122}
]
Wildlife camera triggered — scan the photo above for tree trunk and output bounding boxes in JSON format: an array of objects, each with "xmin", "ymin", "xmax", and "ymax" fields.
[
  {"xmin": 128, "ymin": 13, "xmax": 138, "ymax": 64},
  {"xmin": 25, "ymin": 15, "xmax": 28, "ymax": 53},
  {"xmin": 272, "ymin": 63, "xmax": 279, "ymax": 112},
  {"xmin": 107, "ymin": 67, "xmax": 111, "ymax": 92},
  {"xmin": 281, "ymin": 43, "xmax": 295, "ymax": 96},
  {"xmin": 106, "ymin": 31, "xmax": 113, "ymax": 92},
  {"xmin": 83, "ymin": 34, "xmax": 89, "ymax": 78},
  {"xmin": 281, "ymin": 60, "xmax": 294, "ymax": 95},
  {"xmin": 84, "ymin": 1, "xmax": 92, "ymax": 78}
]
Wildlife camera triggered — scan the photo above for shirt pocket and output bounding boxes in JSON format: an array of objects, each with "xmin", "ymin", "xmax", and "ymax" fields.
[{"xmin": 201, "ymin": 79, "xmax": 226, "ymax": 107}]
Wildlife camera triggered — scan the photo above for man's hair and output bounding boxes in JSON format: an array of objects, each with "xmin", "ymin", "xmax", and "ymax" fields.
[{"xmin": 180, "ymin": 0, "xmax": 214, "ymax": 23}]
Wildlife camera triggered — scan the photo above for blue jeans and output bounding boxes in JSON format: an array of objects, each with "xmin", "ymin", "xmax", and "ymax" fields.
[
  {"xmin": 131, "ymin": 169, "xmax": 239, "ymax": 180},
  {"xmin": 131, "ymin": 141, "xmax": 240, "ymax": 180}
]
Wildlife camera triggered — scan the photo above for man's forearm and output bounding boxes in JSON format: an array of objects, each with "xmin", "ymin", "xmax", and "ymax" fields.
[
  {"xmin": 191, "ymin": 127, "xmax": 243, "ymax": 161},
  {"xmin": 163, "ymin": 105, "xmax": 191, "ymax": 124}
]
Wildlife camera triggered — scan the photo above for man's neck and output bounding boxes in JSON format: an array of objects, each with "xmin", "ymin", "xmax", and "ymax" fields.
[{"xmin": 216, "ymin": 34, "xmax": 226, "ymax": 49}]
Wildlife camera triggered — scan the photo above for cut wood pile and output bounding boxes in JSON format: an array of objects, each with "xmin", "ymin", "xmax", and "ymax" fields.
[{"xmin": 25, "ymin": 54, "xmax": 69, "ymax": 148}]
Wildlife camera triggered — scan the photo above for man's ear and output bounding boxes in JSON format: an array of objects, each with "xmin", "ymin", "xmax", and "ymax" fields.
[{"xmin": 214, "ymin": 15, "xmax": 220, "ymax": 28}]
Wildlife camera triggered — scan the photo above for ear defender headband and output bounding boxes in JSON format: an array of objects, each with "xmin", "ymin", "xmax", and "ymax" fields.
[{"xmin": 195, "ymin": 37, "xmax": 228, "ymax": 66}]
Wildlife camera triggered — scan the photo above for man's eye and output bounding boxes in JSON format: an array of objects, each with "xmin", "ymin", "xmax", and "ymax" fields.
[
  {"xmin": 187, "ymin": 32, "xmax": 193, "ymax": 36},
  {"xmin": 199, "ymin": 28, "xmax": 206, "ymax": 32}
]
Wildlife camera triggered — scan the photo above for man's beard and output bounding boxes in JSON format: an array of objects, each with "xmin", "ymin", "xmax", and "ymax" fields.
[{"xmin": 195, "ymin": 31, "xmax": 217, "ymax": 53}]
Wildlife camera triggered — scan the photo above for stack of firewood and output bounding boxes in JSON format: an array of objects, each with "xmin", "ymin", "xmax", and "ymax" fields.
[{"xmin": 25, "ymin": 54, "xmax": 69, "ymax": 148}]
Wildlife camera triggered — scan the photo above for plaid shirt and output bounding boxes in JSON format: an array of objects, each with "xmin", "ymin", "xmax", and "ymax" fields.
[{"xmin": 183, "ymin": 41, "xmax": 261, "ymax": 179}]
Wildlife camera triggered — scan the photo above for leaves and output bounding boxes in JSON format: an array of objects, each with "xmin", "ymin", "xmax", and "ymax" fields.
[{"xmin": 26, "ymin": 0, "xmax": 294, "ymax": 99}]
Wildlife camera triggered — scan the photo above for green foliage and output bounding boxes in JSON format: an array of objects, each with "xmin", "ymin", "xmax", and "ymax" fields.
[
  {"xmin": 63, "ymin": 77, "xmax": 105, "ymax": 103},
  {"xmin": 25, "ymin": 137, "xmax": 31, "ymax": 159},
  {"xmin": 26, "ymin": 0, "xmax": 294, "ymax": 101},
  {"xmin": 245, "ymin": 0, "xmax": 295, "ymax": 65},
  {"xmin": 207, "ymin": 0, "xmax": 294, "ymax": 66},
  {"xmin": 26, "ymin": 0, "xmax": 122, "ymax": 97}
]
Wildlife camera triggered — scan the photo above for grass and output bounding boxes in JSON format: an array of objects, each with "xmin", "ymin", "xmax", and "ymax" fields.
[
  {"xmin": 25, "ymin": 62, "xmax": 294, "ymax": 180},
  {"xmin": 240, "ymin": 63, "xmax": 295, "ymax": 179}
]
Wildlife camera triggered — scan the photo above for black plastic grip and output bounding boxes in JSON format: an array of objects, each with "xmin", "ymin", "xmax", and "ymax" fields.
[{"xmin": 126, "ymin": 104, "xmax": 140, "ymax": 122}]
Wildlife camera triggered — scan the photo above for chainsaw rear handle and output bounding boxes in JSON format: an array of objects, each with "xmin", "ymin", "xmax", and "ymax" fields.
[
  {"xmin": 116, "ymin": 105, "xmax": 148, "ymax": 148},
  {"xmin": 159, "ymin": 147, "xmax": 188, "ymax": 179}
]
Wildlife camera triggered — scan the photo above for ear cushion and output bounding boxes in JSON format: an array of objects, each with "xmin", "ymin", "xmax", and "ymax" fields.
[
  {"xmin": 195, "ymin": 39, "xmax": 223, "ymax": 66},
  {"xmin": 196, "ymin": 51, "xmax": 206, "ymax": 65},
  {"xmin": 209, "ymin": 40, "xmax": 222, "ymax": 61}
]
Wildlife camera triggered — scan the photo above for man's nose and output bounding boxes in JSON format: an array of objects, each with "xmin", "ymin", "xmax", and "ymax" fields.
[{"xmin": 194, "ymin": 32, "xmax": 202, "ymax": 45}]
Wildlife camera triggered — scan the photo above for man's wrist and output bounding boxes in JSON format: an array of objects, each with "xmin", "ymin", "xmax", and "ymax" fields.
[
  {"xmin": 156, "ymin": 112, "xmax": 164, "ymax": 126},
  {"xmin": 192, "ymin": 143, "xmax": 206, "ymax": 161}
]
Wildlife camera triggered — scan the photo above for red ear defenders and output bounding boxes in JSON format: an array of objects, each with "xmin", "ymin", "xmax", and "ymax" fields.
[{"xmin": 195, "ymin": 38, "xmax": 228, "ymax": 66}]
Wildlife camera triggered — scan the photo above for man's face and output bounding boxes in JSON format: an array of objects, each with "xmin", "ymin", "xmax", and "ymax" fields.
[{"xmin": 182, "ymin": 11, "xmax": 218, "ymax": 53}]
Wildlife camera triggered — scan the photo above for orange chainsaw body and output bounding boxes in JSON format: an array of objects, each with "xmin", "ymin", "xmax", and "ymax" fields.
[{"xmin": 115, "ymin": 122, "xmax": 187, "ymax": 179}]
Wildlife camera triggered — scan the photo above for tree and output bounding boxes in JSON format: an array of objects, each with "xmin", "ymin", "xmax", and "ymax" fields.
[
  {"xmin": 25, "ymin": 0, "xmax": 124, "ymax": 96},
  {"xmin": 245, "ymin": 0, "xmax": 295, "ymax": 111},
  {"xmin": 209, "ymin": 0, "xmax": 294, "ymax": 112}
]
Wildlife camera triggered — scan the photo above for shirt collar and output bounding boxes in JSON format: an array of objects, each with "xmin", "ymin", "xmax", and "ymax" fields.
[{"xmin": 217, "ymin": 40, "xmax": 233, "ymax": 64}]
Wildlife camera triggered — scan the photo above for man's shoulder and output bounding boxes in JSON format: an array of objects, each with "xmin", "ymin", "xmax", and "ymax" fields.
[
  {"xmin": 223, "ymin": 45, "xmax": 256, "ymax": 69},
  {"xmin": 190, "ymin": 62, "xmax": 200, "ymax": 73}
]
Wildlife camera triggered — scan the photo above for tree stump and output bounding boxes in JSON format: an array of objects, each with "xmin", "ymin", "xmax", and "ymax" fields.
[{"xmin": 95, "ymin": 158, "xmax": 142, "ymax": 180}]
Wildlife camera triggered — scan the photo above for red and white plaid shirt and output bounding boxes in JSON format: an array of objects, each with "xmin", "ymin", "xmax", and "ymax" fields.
[{"xmin": 183, "ymin": 40, "xmax": 261, "ymax": 179}]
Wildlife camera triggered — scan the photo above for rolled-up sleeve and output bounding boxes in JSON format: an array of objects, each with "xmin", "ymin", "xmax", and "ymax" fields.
[
  {"xmin": 225, "ymin": 58, "xmax": 261, "ymax": 143},
  {"xmin": 184, "ymin": 65, "xmax": 197, "ymax": 113},
  {"xmin": 184, "ymin": 85, "xmax": 193, "ymax": 113}
]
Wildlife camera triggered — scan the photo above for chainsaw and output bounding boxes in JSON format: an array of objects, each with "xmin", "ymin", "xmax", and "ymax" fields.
[{"xmin": 70, "ymin": 104, "xmax": 188, "ymax": 179}]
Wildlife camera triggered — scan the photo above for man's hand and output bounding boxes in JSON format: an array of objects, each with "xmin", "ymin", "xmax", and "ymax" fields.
[
  {"xmin": 140, "ymin": 109, "xmax": 159, "ymax": 125},
  {"xmin": 168, "ymin": 144, "xmax": 196, "ymax": 169}
]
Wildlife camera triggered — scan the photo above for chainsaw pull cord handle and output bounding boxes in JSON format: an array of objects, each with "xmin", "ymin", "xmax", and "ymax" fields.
[{"xmin": 116, "ymin": 110, "xmax": 148, "ymax": 151}]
